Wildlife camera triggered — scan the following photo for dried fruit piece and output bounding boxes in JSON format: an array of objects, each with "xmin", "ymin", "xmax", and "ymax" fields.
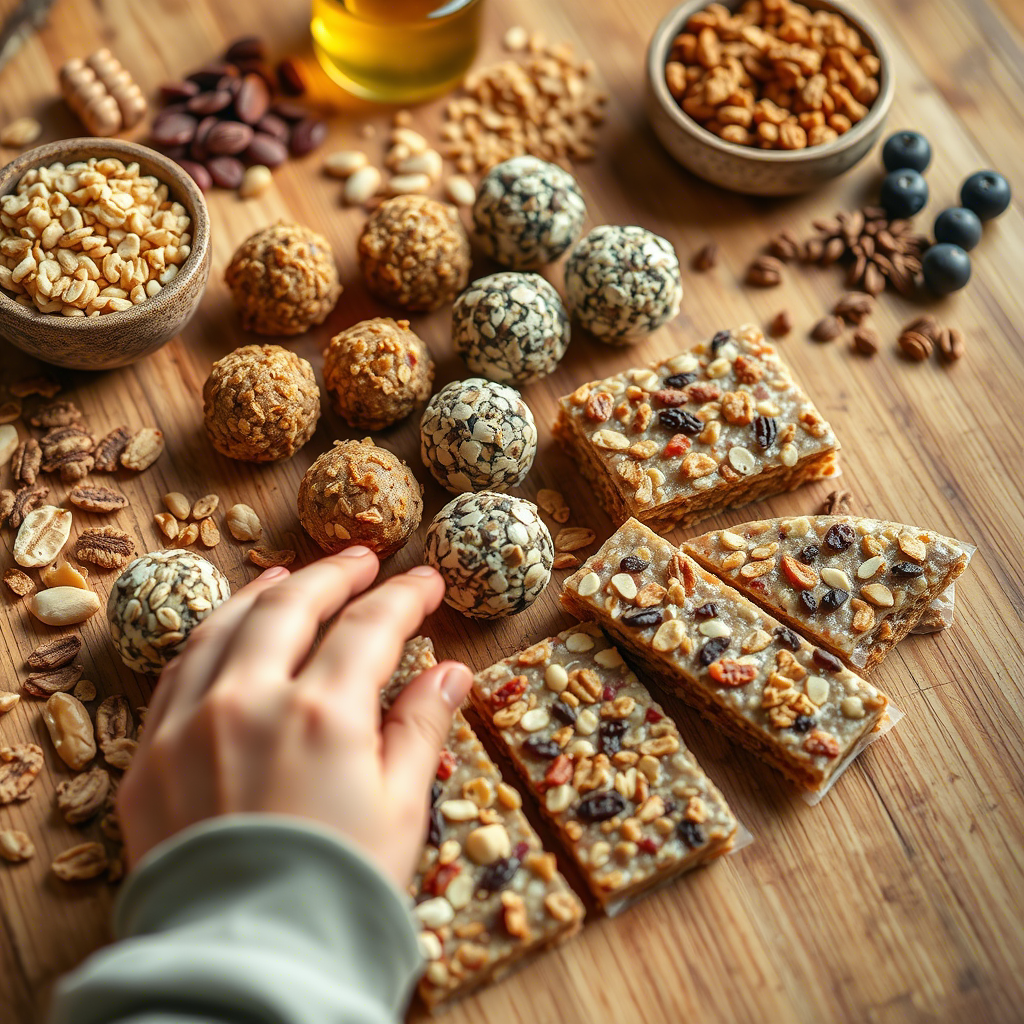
[
  {"xmin": 74, "ymin": 527, "xmax": 135, "ymax": 571},
  {"xmin": 43, "ymin": 692, "xmax": 96, "ymax": 769},
  {"xmin": 3, "ymin": 567, "xmax": 33, "ymax": 596},
  {"xmin": 56, "ymin": 766, "xmax": 111, "ymax": 823},
  {"xmin": 121, "ymin": 427, "xmax": 165, "ymax": 471},
  {"xmin": 14, "ymin": 505, "xmax": 73, "ymax": 567},
  {"xmin": 51, "ymin": 842, "xmax": 109, "ymax": 881},
  {"xmin": 248, "ymin": 546, "xmax": 295, "ymax": 568},
  {"xmin": 708, "ymin": 659, "xmax": 758, "ymax": 687},
  {"xmin": 226, "ymin": 503, "xmax": 262, "ymax": 541},
  {"xmin": 92, "ymin": 426, "xmax": 131, "ymax": 472},
  {"xmin": 68, "ymin": 484, "xmax": 128, "ymax": 513},
  {"xmin": 0, "ymin": 829, "xmax": 34, "ymax": 862},
  {"xmin": 26, "ymin": 635, "xmax": 82, "ymax": 670},
  {"xmin": 0, "ymin": 743, "xmax": 44, "ymax": 804}
]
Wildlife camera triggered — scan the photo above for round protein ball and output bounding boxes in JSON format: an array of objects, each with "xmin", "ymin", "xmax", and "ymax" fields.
[
  {"xmin": 225, "ymin": 221, "xmax": 341, "ymax": 335},
  {"xmin": 472, "ymin": 156, "xmax": 587, "ymax": 270},
  {"xmin": 423, "ymin": 492, "xmax": 553, "ymax": 619},
  {"xmin": 298, "ymin": 438, "xmax": 423, "ymax": 558},
  {"xmin": 452, "ymin": 272, "xmax": 570, "ymax": 385},
  {"xmin": 107, "ymin": 551, "xmax": 232, "ymax": 675},
  {"xmin": 203, "ymin": 344, "xmax": 320, "ymax": 462},
  {"xmin": 323, "ymin": 318, "xmax": 435, "ymax": 431},
  {"xmin": 564, "ymin": 225, "xmax": 683, "ymax": 345},
  {"xmin": 357, "ymin": 195, "xmax": 471, "ymax": 312},
  {"xmin": 420, "ymin": 378, "xmax": 537, "ymax": 494}
]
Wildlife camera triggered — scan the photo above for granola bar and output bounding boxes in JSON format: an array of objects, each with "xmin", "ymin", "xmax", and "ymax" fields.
[
  {"xmin": 553, "ymin": 324, "xmax": 841, "ymax": 531},
  {"xmin": 383, "ymin": 637, "xmax": 583, "ymax": 1011},
  {"xmin": 471, "ymin": 623, "xmax": 738, "ymax": 915},
  {"xmin": 683, "ymin": 515, "xmax": 973, "ymax": 670},
  {"xmin": 560, "ymin": 520, "xmax": 891, "ymax": 792}
]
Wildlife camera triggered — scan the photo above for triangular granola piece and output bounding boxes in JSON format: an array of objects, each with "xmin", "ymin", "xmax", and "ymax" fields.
[{"xmin": 684, "ymin": 516, "xmax": 973, "ymax": 671}]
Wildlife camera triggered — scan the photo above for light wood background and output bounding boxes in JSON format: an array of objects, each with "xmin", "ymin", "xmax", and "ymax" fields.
[{"xmin": 1, "ymin": 0, "xmax": 1023, "ymax": 1021}]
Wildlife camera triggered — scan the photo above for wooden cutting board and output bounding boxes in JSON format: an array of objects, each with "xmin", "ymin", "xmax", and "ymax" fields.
[{"xmin": 1, "ymin": 0, "xmax": 1023, "ymax": 1021}]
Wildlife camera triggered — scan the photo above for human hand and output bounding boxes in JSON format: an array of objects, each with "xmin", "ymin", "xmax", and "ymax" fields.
[{"xmin": 117, "ymin": 548, "xmax": 473, "ymax": 888}]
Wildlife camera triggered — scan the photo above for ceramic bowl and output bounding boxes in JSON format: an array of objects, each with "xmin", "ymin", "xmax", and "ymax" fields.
[
  {"xmin": 646, "ymin": 0, "xmax": 894, "ymax": 196},
  {"xmin": 0, "ymin": 137, "xmax": 210, "ymax": 370}
]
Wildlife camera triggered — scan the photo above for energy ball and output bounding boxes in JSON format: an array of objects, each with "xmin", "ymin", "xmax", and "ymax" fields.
[
  {"xmin": 297, "ymin": 438, "xmax": 423, "ymax": 558},
  {"xmin": 323, "ymin": 318, "xmax": 435, "ymax": 431},
  {"xmin": 423, "ymin": 491, "xmax": 553, "ymax": 619},
  {"xmin": 452, "ymin": 272, "xmax": 570, "ymax": 385},
  {"xmin": 357, "ymin": 195, "xmax": 471, "ymax": 312},
  {"xmin": 108, "ymin": 551, "xmax": 232, "ymax": 675},
  {"xmin": 565, "ymin": 225, "xmax": 683, "ymax": 345},
  {"xmin": 225, "ymin": 221, "xmax": 341, "ymax": 335},
  {"xmin": 472, "ymin": 156, "xmax": 587, "ymax": 270},
  {"xmin": 420, "ymin": 378, "xmax": 537, "ymax": 494},
  {"xmin": 203, "ymin": 344, "xmax": 320, "ymax": 462}
]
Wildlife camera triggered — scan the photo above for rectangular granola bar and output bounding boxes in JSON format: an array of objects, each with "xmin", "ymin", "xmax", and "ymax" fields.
[
  {"xmin": 560, "ymin": 521, "xmax": 891, "ymax": 792},
  {"xmin": 384, "ymin": 637, "xmax": 584, "ymax": 1011},
  {"xmin": 471, "ymin": 623, "xmax": 738, "ymax": 915},
  {"xmin": 553, "ymin": 323, "xmax": 841, "ymax": 530}
]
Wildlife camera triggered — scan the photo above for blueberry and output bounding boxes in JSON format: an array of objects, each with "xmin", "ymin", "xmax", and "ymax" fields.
[
  {"xmin": 881, "ymin": 131, "xmax": 932, "ymax": 173},
  {"xmin": 933, "ymin": 207, "xmax": 982, "ymax": 251},
  {"xmin": 922, "ymin": 243, "xmax": 971, "ymax": 295},
  {"xmin": 880, "ymin": 169, "xmax": 929, "ymax": 219},
  {"xmin": 960, "ymin": 170, "xmax": 1011, "ymax": 221}
]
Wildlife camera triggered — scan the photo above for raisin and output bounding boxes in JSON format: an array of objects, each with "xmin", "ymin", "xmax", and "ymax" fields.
[
  {"xmin": 694, "ymin": 602, "xmax": 718, "ymax": 619},
  {"xmin": 824, "ymin": 523, "xmax": 856, "ymax": 551},
  {"xmin": 799, "ymin": 591, "xmax": 818, "ymax": 613},
  {"xmin": 753, "ymin": 415, "xmax": 778, "ymax": 449},
  {"xmin": 658, "ymin": 408, "xmax": 702, "ymax": 434},
  {"xmin": 577, "ymin": 791, "xmax": 627, "ymax": 822},
  {"xmin": 524, "ymin": 736, "xmax": 562, "ymax": 759},
  {"xmin": 678, "ymin": 819, "xmax": 706, "ymax": 848},
  {"xmin": 427, "ymin": 807, "xmax": 443, "ymax": 846},
  {"xmin": 891, "ymin": 561, "xmax": 924, "ymax": 578},
  {"xmin": 699, "ymin": 635, "xmax": 730, "ymax": 665},
  {"xmin": 663, "ymin": 371, "xmax": 698, "ymax": 388},
  {"xmin": 710, "ymin": 329, "xmax": 732, "ymax": 354},
  {"xmin": 430, "ymin": 781, "xmax": 442, "ymax": 805},
  {"xmin": 813, "ymin": 648, "xmax": 843, "ymax": 673},
  {"xmin": 622, "ymin": 608, "xmax": 663, "ymax": 628},
  {"xmin": 551, "ymin": 701, "xmax": 577, "ymax": 725},
  {"xmin": 792, "ymin": 714, "xmax": 815, "ymax": 733},
  {"xmin": 797, "ymin": 544, "xmax": 819, "ymax": 564},
  {"xmin": 619, "ymin": 555, "xmax": 650, "ymax": 573},
  {"xmin": 599, "ymin": 719, "xmax": 628, "ymax": 755},
  {"xmin": 820, "ymin": 588, "xmax": 849, "ymax": 612},
  {"xmin": 478, "ymin": 855, "xmax": 520, "ymax": 893},
  {"xmin": 773, "ymin": 626, "xmax": 802, "ymax": 651}
]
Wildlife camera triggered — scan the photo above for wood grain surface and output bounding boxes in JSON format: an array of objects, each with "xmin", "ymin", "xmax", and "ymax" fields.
[{"xmin": 1, "ymin": 0, "xmax": 1023, "ymax": 1022}]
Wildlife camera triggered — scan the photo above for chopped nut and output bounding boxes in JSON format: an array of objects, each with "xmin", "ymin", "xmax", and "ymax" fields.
[
  {"xmin": 3, "ymin": 567, "xmax": 33, "ymax": 596},
  {"xmin": 554, "ymin": 527, "xmax": 596, "ymax": 552},
  {"xmin": 226, "ymin": 503, "xmax": 262, "ymax": 542},
  {"xmin": 0, "ymin": 829, "xmax": 34, "ymax": 862},
  {"xmin": 248, "ymin": 546, "xmax": 295, "ymax": 568},
  {"xmin": 199, "ymin": 518, "xmax": 220, "ymax": 547},
  {"xmin": 163, "ymin": 492, "xmax": 191, "ymax": 520},
  {"xmin": 191, "ymin": 494, "xmax": 219, "ymax": 520},
  {"xmin": 692, "ymin": 242, "xmax": 718, "ymax": 272},
  {"xmin": 51, "ymin": 842, "xmax": 108, "ymax": 881},
  {"xmin": 0, "ymin": 743, "xmax": 43, "ymax": 804},
  {"xmin": 121, "ymin": 427, "xmax": 164, "ymax": 471}
]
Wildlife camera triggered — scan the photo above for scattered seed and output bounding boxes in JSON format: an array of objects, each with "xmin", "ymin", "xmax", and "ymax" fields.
[
  {"xmin": 191, "ymin": 494, "xmax": 220, "ymax": 520},
  {"xmin": 810, "ymin": 315, "xmax": 843, "ymax": 342},
  {"xmin": 344, "ymin": 165, "xmax": 382, "ymax": 206},
  {"xmin": 769, "ymin": 310, "xmax": 792, "ymax": 337},
  {"xmin": 248, "ymin": 546, "xmax": 295, "ymax": 568},
  {"xmin": 239, "ymin": 164, "xmax": 273, "ymax": 198},
  {"xmin": 444, "ymin": 175, "xmax": 476, "ymax": 206},
  {"xmin": 692, "ymin": 242, "xmax": 718, "ymax": 272},
  {"xmin": 324, "ymin": 149, "xmax": 368, "ymax": 178},
  {"xmin": 1, "ymin": 117, "xmax": 42, "ymax": 148}
]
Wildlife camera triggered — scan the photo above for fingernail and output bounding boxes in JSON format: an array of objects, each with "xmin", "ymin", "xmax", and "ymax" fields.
[
  {"xmin": 260, "ymin": 566, "xmax": 289, "ymax": 580},
  {"xmin": 439, "ymin": 665, "xmax": 472, "ymax": 709},
  {"xmin": 338, "ymin": 545, "xmax": 372, "ymax": 558},
  {"xmin": 408, "ymin": 565, "xmax": 438, "ymax": 578}
]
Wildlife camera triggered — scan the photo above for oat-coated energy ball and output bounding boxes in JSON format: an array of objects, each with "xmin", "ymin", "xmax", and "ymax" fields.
[
  {"xmin": 203, "ymin": 344, "xmax": 320, "ymax": 462},
  {"xmin": 423, "ymin": 491, "xmax": 553, "ymax": 619},
  {"xmin": 297, "ymin": 438, "xmax": 423, "ymax": 559},
  {"xmin": 564, "ymin": 225, "xmax": 683, "ymax": 345},
  {"xmin": 107, "ymin": 551, "xmax": 232, "ymax": 674},
  {"xmin": 420, "ymin": 378, "xmax": 537, "ymax": 494},
  {"xmin": 472, "ymin": 156, "xmax": 587, "ymax": 270},
  {"xmin": 323, "ymin": 318, "xmax": 435, "ymax": 431},
  {"xmin": 225, "ymin": 221, "xmax": 341, "ymax": 335},
  {"xmin": 357, "ymin": 195, "xmax": 471, "ymax": 312},
  {"xmin": 452, "ymin": 272, "xmax": 570, "ymax": 386}
]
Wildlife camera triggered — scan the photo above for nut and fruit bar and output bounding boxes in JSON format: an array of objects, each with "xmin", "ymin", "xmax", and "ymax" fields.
[
  {"xmin": 560, "ymin": 520, "xmax": 891, "ymax": 793},
  {"xmin": 383, "ymin": 637, "xmax": 584, "ymax": 1011},
  {"xmin": 553, "ymin": 324, "xmax": 841, "ymax": 531},
  {"xmin": 471, "ymin": 622, "xmax": 738, "ymax": 915},
  {"xmin": 684, "ymin": 515, "xmax": 973, "ymax": 671}
]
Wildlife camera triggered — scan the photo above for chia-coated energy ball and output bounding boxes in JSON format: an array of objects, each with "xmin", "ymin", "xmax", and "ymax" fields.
[
  {"xmin": 452, "ymin": 272, "xmax": 570, "ymax": 386},
  {"xmin": 472, "ymin": 156, "xmax": 587, "ymax": 270},
  {"xmin": 297, "ymin": 438, "xmax": 423, "ymax": 559},
  {"xmin": 420, "ymin": 378, "xmax": 537, "ymax": 494},
  {"xmin": 225, "ymin": 221, "xmax": 341, "ymax": 335},
  {"xmin": 423, "ymin": 491, "xmax": 553, "ymax": 619},
  {"xmin": 323, "ymin": 318, "xmax": 435, "ymax": 431},
  {"xmin": 107, "ymin": 551, "xmax": 232, "ymax": 675},
  {"xmin": 203, "ymin": 344, "xmax": 320, "ymax": 462},
  {"xmin": 564, "ymin": 225, "xmax": 683, "ymax": 345},
  {"xmin": 357, "ymin": 195, "xmax": 471, "ymax": 312}
]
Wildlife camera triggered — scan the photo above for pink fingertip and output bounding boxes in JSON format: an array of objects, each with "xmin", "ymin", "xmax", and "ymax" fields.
[
  {"xmin": 408, "ymin": 565, "xmax": 439, "ymax": 578},
  {"xmin": 439, "ymin": 664, "xmax": 473, "ymax": 709},
  {"xmin": 259, "ymin": 566, "xmax": 289, "ymax": 580},
  {"xmin": 338, "ymin": 545, "xmax": 372, "ymax": 558}
]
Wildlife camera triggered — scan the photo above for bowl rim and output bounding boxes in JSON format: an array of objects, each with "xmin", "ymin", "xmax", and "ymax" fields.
[
  {"xmin": 646, "ymin": 0, "xmax": 894, "ymax": 165},
  {"xmin": 0, "ymin": 136, "xmax": 210, "ymax": 332}
]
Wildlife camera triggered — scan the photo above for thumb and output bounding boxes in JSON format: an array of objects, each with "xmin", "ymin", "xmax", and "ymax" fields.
[{"xmin": 382, "ymin": 661, "xmax": 473, "ymax": 791}]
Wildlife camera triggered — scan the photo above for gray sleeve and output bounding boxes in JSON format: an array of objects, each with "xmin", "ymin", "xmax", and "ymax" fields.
[{"xmin": 49, "ymin": 814, "xmax": 423, "ymax": 1024}]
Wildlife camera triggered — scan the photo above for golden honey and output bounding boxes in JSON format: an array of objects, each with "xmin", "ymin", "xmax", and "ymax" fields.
[{"xmin": 311, "ymin": 0, "xmax": 482, "ymax": 103}]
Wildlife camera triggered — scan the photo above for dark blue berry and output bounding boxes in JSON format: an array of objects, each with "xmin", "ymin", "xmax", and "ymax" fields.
[
  {"xmin": 699, "ymin": 636, "xmax": 730, "ymax": 666},
  {"xmin": 891, "ymin": 561, "xmax": 924, "ymax": 578},
  {"xmin": 677, "ymin": 820, "xmax": 706, "ymax": 848},
  {"xmin": 658, "ymin": 408, "xmax": 702, "ymax": 434},
  {"xmin": 710, "ymin": 330, "xmax": 732, "ymax": 354},
  {"xmin": 880, "ymin": 168, "xmax": 929, "ymax": 219},
  {"xmin": 478, "ymin": 855, "xmax": 520, "ymax": 892},
  {"xmin": 622, "ymin": 607, "xmax": 663, "ymax": 628},
  {"xmin": 577, "ymin": 791, "xmax": 627, "ymax": 822},
  {"xmin": 693, "ymin": 602, "xmax": 718, "ymax": 619},
  {"xmin": 523, "ymin": 736, "xmax": 561, "ymax": 759},
  {"xmin": 922, "ymin": 243, "xmax": 971, "ymax": 295},
  {"xmin": 599, "ymin": 720, "xmax": 628, "ymax": 755},
  {"xmin": 799, "ymin": 591, "xmax": 817, "ymax": 613},
  {"xmin": 797, "ymin": 544, "xmax": 819, "ymax": 564},
  {"xmin": 933, "ymin": 207, "xmax": 982, "ymax": 251},
  {"xmin": 881, "ymin": 131, "xmax": 931, "ymax": 173},
  {"xmin": 663, "ymin": 372, "xmax": 697, "ymax": 388},
  {"xmin": 792, "ymin": 714, "xmax": 815, "ymax": 734},
  {"xmin": 551, "ymin": 700, "xmax": 577, "ymax": 725},
  {"xmin": 960, "ymin": 170, "xmax": 1011, "ymax": 221},
  {"xmin": 619, "ymin": 555, "xmax": 649, "ymax": 573}
]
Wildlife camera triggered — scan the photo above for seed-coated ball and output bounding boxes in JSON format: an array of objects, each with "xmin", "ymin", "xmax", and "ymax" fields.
[
  {"xmin": 960, "ymin": 170, "xmax": 1011, "ymax": 221},
  {"xmin": 922, "ymin": 243, "xmax": 971, "ymax": 296},
  {"xmin": 881, "ymin": 131, "xmax": 932, "ymax": 173},
  {"xmin": 933, "ymin": 207, "xmax": 982, "ymax": 251},
  {"xmin": 880, "ymin": 169, "xmax": 929, "ymax": 220}
]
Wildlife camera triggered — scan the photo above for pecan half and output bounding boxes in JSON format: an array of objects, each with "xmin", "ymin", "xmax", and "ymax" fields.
[
  {"xmin": 248, "ymin": 547, "xmax": 295, "ymax": 568},
  {"xmin": 56, "ymin": 766, "xmax": 111, "ymax": 824},
  {"xmin": 28, "ymin": 400, "xmax": 83, "ymax": 428},
  {"xmin": 0, "ymin": 743, "xmax": 44, "ymax": 804},
  {"xmin": 7, "ymin": 484, "xmax": 49, "ymax": 528},
  {"xmin": 745, "ymin": 254, "xmax": 783, "ymax": 287},
  {"xmin": 68, "ymin": 484, "xmax": 129, "ymax": 513},
  {"xmin": 41, "ymin": 425, "xmax": 95, "ymax": 481},
  {"xmin": 10, "ymin": 374, "xmax": 60, "ymax": 398},
  {"xmin": 26, "ymin": 634, "xmax": 82, "ymax": 670},
  {"xmin": 23, "ymin": 663, "xmax": 85, "ymax": 698},
  {"xmin": 820, "ymin": 489, "xmax": 856, "ymax": 515},
  {"xmin": 120, "ymin": 427, "xmax": 164, "ymax": 471},
  {"xmin": 74, "ymin": 527, "xmax": 135, "ymax": 571},
  {"xmin": 92, "ymin": 426, "xmax": 131, "ymax": 472}
]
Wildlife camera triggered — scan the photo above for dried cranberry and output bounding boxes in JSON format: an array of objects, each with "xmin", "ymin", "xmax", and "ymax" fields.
[
  {"xmin": 491, "ymin": 675, "xmax": 527, "ymax": 708},
  {"xmin": 478, "ymin": 855, "xmax": 521, "ymax": 893},
  {"xmin": 797, "ymin": 544, "xmax": 819, "ymax": 564},
  {"xmin": 799, "ymin": 591, "xmax": 818, "ymax": 613},
  {"xmin": 551, "ymin": 701, "xmax": 577, "ymax": 725},
  {"xmin": 677, "ymin": 820, "xmax": 706, "ymax": 848},
  {"xmin": 792, "ymin": 714, "xmax": 815, "ymax": 733},
  {"xmin": 436, "ymin": 749, "xmax": 456, "ymax": 780},
  {"xmin": 699, "ymin": 636, "xmax": 730, "ymax": 665},
  {"xmin": 663, "ymin": 371, "xmax": 698, "ymax": 388},
  {"xmin": 427, "ymin": 807, "xmax": 443, "ymax": 846},
  {"xmin": 638, "ymin": 837, "xmax": 659, "ymax": 854},
  {"xmin": 513, "ymin": 841, "xmax": 529, "ymax": 859},
  {"xmin": 645, "ymin": 707, "xmax": 663, "ymax": 723},
  {"xmin": 824, "ymin": 523, "xmax": 856, "ymax": 551},
  {"xmin": 602, "ymin": 685, "xmax": 616, "ymax": 701},
  {"xmin": 820, "ymin": 588, "xmax": 849, "ymax": 612},
  {"xmin": 599, "ymin": 719, "xmax": 628, "ymax": 755},
  {"xmin": 773, "ymin": 626, "xmax": 802, "ymax": 651},
  {"xmin": 619, "ymin": 555, "xmax": 650, "ymax": 573},
  {"xmin": 813, "ymin": 648, "xmax": 843, "ymax": 673},
  {"xmin": 577, "ymin": 791, "xmax": 627, "ymax": 822},
  {"xmin": 891, "ymin": 561, "xmax": 924, "ymax": 578},
  {"xmin": 622, "ymin": 608, "xmax": 663, "ymax": 628},
  {"xmin": 658, "ymin": 408, "xmax": 702, "ymax": 434},
  {"xmin": 422, "ymin": 861, "xmax": 460, "ymax": 896},
  {"xmin": 753, "ymin": 416, "xmax": 778, "ymax": 449},
  {"xmin": 524, "ymin": 736, "xmax": 561, "ymax": 759},
  {"xmin": 694, "ymin": 602, "xmax": 718, "ymax": 619},
  {"xmin": 710, "ymin": 329, "xmax": 732, "ymax": 354}
]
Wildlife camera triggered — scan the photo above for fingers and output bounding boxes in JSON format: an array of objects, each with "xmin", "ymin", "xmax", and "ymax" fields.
[{"xmin": 382, "ymin": 661, "xmax": 473, "ymax": 790}]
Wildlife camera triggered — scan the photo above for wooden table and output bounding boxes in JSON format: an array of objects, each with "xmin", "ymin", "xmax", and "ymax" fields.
[{"xmin": 2, "ymin": 0, "xmax": 1023, "ymax": 1021}]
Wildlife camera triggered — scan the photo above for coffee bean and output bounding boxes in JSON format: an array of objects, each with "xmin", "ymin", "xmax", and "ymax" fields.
[
  {"xmin": 234, "ymin": 60, "xmax": 277, "ymax": 94},
  {"xmin": 256, "ymin": 113, "xmax": 289, "ymax": 143},
  {"xmin": 270, "ymin": 101, "xmax": 307, "ymax": 122},
  {"xmin": 244, "ymin": 133, "xmax": 288, "ymax": 168},
  {"xmin": 289, "ymin": 117, "xmax": 326, "ymax": 156},
  {"xmin": 187, "ymin": 90, "xmax": 233, "ymax": 115},
  {"xmin": 206, "ymin": 121, "xmax": 255, "ymax": 156},
  {"xmin": 188, "ymin": 62, "xmax": 238, "ymax": 89},
  {"xmin": 152, "ymin": 112, "xmax": 198, "ymax": 147},
  {"xmin": 190, "ymin": 115, "xmax": 218, "ymax": 162},
  {"xmin": 276, "ymin": 58, "xmax": 307, "ymax": 96},
  {"xmin": 159, "ymin": 80, "xmax": 199, "ymax": 103},
  {"xmin": 158, "ymin": 145, "xmax": 188, "ymax": 161},
  {"xmin": 177, "ymin": 159, "xmax": 213, "ymax": 191},
  {"xmin": 206, "ymin": 156, "xmax": 245, "ymax": 190},
  {"xmin": 225, "ymin": 36, "xmax": 266, "ymax": 63},
  {"xmin": 235, "ymin": 73, "xmax": 271, "ymax": 124}
]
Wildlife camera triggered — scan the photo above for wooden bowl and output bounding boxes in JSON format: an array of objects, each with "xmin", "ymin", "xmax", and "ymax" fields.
[
  {"xmin": 0, "ymin": 137, "xmax": 211, "ymax": 370},
  {"xmin": 646, "ymin": 0, "xmax": 894, "ymax": 196}
]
